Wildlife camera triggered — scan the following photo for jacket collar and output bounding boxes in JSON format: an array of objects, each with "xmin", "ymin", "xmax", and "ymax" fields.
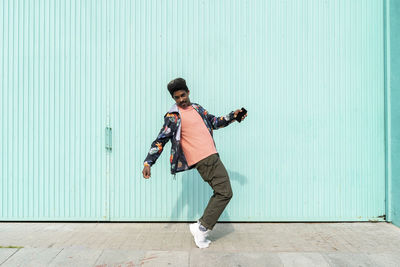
[
  {"xmin": 168, "ymin": 103, "xmax": 198, "ymax": 114},
  {"xmin": 168, "ymin": 103, "xmax": 179, "ymax": 114}
]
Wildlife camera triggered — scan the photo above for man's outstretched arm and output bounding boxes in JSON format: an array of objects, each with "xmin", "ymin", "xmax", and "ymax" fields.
[
  {"xmin": 142, "ymin": 115, "xmax": 175, "ymax": 178},
  {"xmin": 204, "ymin": 107, "xmax": 247, "ymax": 130}
]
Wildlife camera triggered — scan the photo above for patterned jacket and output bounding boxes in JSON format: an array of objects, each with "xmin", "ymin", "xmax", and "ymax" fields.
[{"xmin": 143, "ymin": 103, "xmax": 236, "ymax": 175}]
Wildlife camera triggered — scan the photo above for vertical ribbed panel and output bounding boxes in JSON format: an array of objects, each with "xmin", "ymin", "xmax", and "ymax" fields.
[
  {"xmin": 388, "ymin": 0, "xmax": 400, "ymax": 226},
  {"xmin": 1, "ymin": 0, "xmax": 385, "ymax": 221},
  {"xmin": 110, "ymin": 0, "xmax": 385, "ymax": 221},
  {"xmin": 0, "ymin": 0, "xmax": 108, "ymax": 220}
]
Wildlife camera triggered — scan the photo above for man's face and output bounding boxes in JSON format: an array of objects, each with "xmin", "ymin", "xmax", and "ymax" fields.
[{"xmin": 172, "ymin": 90, "xmax": 190, "ymax": 108}]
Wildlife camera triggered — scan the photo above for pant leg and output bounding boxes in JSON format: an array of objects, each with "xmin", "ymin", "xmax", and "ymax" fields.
[{"xmin": 195, "ymin": 153, "xmax": 233, "ymax": 230}]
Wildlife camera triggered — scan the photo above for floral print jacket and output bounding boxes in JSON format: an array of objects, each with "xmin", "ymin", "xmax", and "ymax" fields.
[{"xmin": 143, "ymin": 103, "xmax": 236, "ymax": 175}]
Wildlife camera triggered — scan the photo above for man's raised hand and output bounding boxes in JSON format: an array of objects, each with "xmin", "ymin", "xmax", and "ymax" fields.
[{"xmin": 233, "ymin": 108, "xmax": 248, "ymax": 122}]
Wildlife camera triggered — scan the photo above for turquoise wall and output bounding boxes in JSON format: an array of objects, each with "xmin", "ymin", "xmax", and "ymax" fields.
[
  {"xmin": 0, "ymin": 0, "xmax": 109, "ymax": 220},
  {"xmin": 1, "ymin": 0, "xmax": 386, "ymax": 221},
  {"xmin": 388, "ymin": 0, "xmax": 400, "ymax": 227}
]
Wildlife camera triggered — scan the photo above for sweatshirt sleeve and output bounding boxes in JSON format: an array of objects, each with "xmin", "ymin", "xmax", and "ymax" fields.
[
  {"xmin": 203, "ymin": 107, "xmax": 236, "ymax": 130},
  {"xmin": 143, "ymin": 115, "xmax": 175, "ymax": 167}
]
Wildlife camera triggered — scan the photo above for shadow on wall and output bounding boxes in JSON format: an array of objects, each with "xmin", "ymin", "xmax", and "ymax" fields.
[{"xmin": 170, "ymin": 167, "xmax": 247, "ymax": 241}]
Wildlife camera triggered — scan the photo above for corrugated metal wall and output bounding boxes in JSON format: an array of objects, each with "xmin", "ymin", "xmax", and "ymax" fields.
[
  {"xmin": 1, "ymin": 0, "xmax": 385, "ymax": 221},
  {"xmin": 0, "ymin": 0, "xmax": 109, "ymax": 220},
  {"xmin": 388, "ymin": 0, "xmax": 400, "ymax": 227}
]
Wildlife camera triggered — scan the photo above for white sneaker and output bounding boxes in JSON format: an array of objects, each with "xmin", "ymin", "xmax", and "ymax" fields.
[{"xmin": 189, "ymin": 222, "xmax": 211, "ymax": 248}]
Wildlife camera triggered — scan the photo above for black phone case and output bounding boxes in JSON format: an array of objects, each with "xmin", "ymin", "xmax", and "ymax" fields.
[{"xmin": 236, "ymin": 107, "xmax": 247, "ymax": 123}]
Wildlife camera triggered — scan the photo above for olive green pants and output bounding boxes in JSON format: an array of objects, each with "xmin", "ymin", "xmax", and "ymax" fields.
[{"xmin": 195, "ymin": 153, "xmax": 233, "ymax": 230}]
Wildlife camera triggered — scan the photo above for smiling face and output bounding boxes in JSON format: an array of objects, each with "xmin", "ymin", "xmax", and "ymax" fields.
[{"xmin": 172, "ymin": 89, "xmax": 191, "ymax": 108}]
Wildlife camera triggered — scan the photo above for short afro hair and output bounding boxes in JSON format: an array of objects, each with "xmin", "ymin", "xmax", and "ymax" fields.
[{"xmin": 167, "ymin": 78, "xmax": 188, "ymax": 96}]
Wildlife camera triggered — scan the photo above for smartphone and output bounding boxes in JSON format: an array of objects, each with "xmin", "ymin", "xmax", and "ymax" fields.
[{"xmin": 235, "ymin": 108, "xmax": 247, "ymax": 123}]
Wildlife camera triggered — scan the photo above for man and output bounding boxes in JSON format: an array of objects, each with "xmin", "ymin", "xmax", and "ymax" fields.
[{"xmin": 142, "ymin": 78, "xmax": 247, "ymax": 248}]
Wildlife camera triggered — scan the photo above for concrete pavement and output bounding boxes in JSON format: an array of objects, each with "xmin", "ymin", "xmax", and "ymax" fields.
[{"xmin": 0, "ymin": 222, "xmax": 400, "ymax": 266}]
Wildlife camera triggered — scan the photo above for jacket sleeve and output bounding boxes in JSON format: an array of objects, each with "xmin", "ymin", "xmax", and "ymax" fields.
[
  {"xmin": 204, "ymin": 108, "xmax": 236, "ymax": 130},
  {"xmin": 143, "ymin": 115, "xmax": 175, "ymax": 167}
]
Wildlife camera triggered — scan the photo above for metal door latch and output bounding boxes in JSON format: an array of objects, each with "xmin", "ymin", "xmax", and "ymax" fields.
[{"xmin": 105, "ymin": 127, "xmax": 112, "ymax": 151}]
